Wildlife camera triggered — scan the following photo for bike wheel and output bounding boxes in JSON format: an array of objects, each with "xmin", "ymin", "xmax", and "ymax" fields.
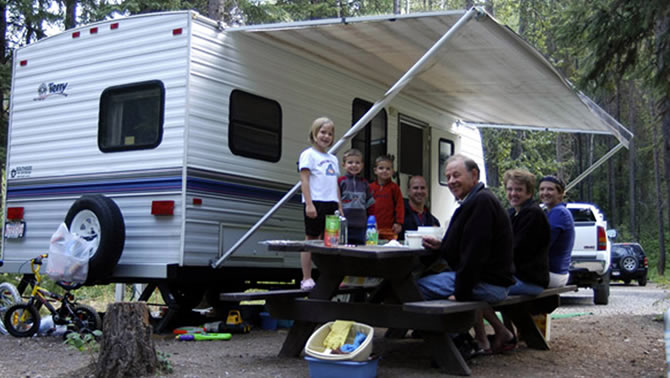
[
  {"xmin": 0, "ymin": 282, "xmax": 22, "ymax": 335},
  {"xmin": 69, "ymin": 304, "xmax": 102, "ymax": 333},
  {"xmin": 3, "ymin": 303, "xmax": 40, "ymax": 337}
]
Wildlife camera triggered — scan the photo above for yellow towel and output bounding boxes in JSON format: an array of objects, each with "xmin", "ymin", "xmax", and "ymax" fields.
[{"xmin": 322, "ymin": 320, "xmax": 353, "ymax": 350}]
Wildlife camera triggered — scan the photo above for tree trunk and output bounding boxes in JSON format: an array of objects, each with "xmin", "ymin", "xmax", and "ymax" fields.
[
  {"xmin": 627, "ymin": 80, "xmax": 637, "ymax": 239},
  {"xmin": 656, "ymin": 0, "xmax": 670, "ymax": 276},
  {"xmin": 652, "ymin": 103, "xmax": 666, "ymax": 275},
  {"xmin": 96, "ymin": 302, "xmax": 158, "ymax": 378},
  {"xmin": 208, "ymin": 0, "xmax": 224, "ymax": 21},
  {"xmin": 65, "ymin": 0, "xmax": 78, "ymax": 29},
  {"xmin": 587, "ymin": 134, "xmax": 594, "ymax": 202}
]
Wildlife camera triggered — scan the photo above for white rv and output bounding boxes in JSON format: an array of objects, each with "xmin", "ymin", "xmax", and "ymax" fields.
[{"xmin": 1, "ymin": 9, "xmax": 631, "ymax": 310}]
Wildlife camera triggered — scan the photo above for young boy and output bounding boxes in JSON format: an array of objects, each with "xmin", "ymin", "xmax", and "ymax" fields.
[
  {"xmin": 338, "ymin": 149, "xmax": 375, "ymax": 245},
  {"xmin": 369, "ymin": 155, "xmax": 404, "ymax": 240}
]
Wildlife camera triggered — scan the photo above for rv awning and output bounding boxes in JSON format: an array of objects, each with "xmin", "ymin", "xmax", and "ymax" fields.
[{"xmin": 232, "ymin": 10, "xmax": 632, "ymax": 147}]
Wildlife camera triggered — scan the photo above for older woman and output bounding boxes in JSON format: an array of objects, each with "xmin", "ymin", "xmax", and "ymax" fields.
[
  {"xmin": 474, "ymin": 169, "xmax": 550, "ymax": 354},
  {"xmin": 506, "ymin": 169, "xmax": 550, "ymax": 295},
  {"xmin": 539, "ymin": 175, "xmax": 575, "ymax": 288}
]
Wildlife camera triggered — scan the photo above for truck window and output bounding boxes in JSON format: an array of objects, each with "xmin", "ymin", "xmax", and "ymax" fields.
[
  {"xmin": 569, "ymin": 208, "xmax": 596, "ymax": 222},
  {"xmin": 351, "ymin": 98, "xmax": 387, "ymax": 182},
  {"xmin": 229, "ymin": 90, "xmax": 282, "ymax": 162},
  {"xmin": 98, "ymin": 81, "xmax": 164, "ymax": 152}
]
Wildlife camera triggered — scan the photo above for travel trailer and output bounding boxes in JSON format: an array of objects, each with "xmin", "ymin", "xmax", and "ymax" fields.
[{"xmin": 1, "ymin": 9, "xmax": 631, "ymax": 314}]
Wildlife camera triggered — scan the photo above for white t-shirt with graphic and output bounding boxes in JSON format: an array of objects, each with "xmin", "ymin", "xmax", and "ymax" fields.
[{"xmin": 299, "ymin": 147, "xmax": 340, "ymax": 202}]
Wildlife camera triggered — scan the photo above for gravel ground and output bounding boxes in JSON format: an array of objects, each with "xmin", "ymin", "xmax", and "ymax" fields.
[{"xmin": 0, "ymin": 283, "xmax": 667, "ymax": 377}]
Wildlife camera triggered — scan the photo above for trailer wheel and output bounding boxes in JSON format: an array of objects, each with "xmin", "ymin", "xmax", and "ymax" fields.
[{"xmin": 65, "ymin": 194, "xmax": 125, "ymax": 284}]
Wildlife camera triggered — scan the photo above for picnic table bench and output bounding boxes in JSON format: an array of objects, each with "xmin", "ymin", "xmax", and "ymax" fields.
[
  {"xmin": 404, "ymin": 285, "xmax": 577, "ymax": 351},
  {"xmin": 220, "ymin": 286, "xmax": 372, "ymax": 302}
]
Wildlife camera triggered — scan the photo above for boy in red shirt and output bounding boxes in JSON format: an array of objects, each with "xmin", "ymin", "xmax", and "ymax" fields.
[{"xmin": 370, "ymin": 155, "xmax": 404, "ymax": 240}]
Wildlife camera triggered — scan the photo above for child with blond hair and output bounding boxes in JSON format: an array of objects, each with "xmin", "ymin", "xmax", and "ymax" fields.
[{"xmin": 298, "ymin": 117, "xmax": 342, "ymax": 290}]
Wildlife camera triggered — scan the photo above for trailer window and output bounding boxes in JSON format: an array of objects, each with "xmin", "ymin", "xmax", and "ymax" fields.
[
  {"xmin": 438, "ymin": 138, "xmax": 454, "ymax": 186},
  {"xmin": 229, "ymin": 90, "xmax": 282, "ymax": 162},
  {"xmin": 351, "ymin": 98, "xmax": 387, "ymax": 181},
  {"xmin": 98, "ymin": 81, "xmax": 164, "ymax": 152}
]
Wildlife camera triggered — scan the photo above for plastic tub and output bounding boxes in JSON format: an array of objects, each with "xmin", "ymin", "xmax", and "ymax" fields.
[
  {"xmin": 304, "ymin": 356, "xmax": 378, "ymax": 378},
  {"xmin": 259, "ymin": 312, "xmax": 277, "ymax": 330},
  {"xmin": 304, "ymin": 321, "xmax": 373, "ymax": 361},
  {"xmin": 405, "ymin": 233, "xmax": 423, "ymax": 248}
]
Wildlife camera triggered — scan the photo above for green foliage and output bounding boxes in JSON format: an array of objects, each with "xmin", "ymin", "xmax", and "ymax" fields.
[
  {"xmin": 156, "ymin": 350, "xmax": 174, "ymax": 374},
  {"xmin": 64, "ymin": 329, "xmax": 103, "ymax": 355}
]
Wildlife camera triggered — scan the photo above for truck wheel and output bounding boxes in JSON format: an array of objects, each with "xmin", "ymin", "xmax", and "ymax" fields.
[
  {"xmin": 593, "ymin": 273, "xmax": 610, "ymax": 305},
  {"xmin": 0, "ymin": 283, "xmax": 22, "ymax": 335},
  {"xmin": 65, "ymin": 195, "xmax": 125, "ymax": 284},
  {"xmin": 638, "ymin": 276, "xmax": 647, "ymax": 286}
]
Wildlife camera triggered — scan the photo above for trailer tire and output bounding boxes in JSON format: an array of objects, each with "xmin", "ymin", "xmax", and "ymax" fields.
[{"xmin": 65, "ymin": 195, "xmax": 125, "ymax": 284}]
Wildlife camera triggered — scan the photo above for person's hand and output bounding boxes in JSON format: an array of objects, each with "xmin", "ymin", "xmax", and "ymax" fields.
[
  {"xmin": 422, "ymin": 235, "xmax": 440, "ymax": 250},
  {"xmin": 305, "ymin": 203, "xmax": 317, "ymax": 219},
  {"xmin": 448, "ymin": 295, "xmax": 456, "ymax": 300},
  {"xmin": 391, "ymin": 223, "xmax": 402, "ymax": 235}
]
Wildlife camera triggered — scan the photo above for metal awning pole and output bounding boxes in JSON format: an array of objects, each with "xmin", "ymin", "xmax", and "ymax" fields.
[
  {"xmin": 565, "ymin": 141, "xmax": 626, "ymax": 193},
  {"xmin": 211, "ymin": 7, "xmax": 481, "ymax": 269}
]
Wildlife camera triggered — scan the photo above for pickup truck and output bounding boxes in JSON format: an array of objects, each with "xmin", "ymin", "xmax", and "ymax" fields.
[{"xmin": 566, "ymin": 203, "xmax": 611, "ymax": 305}]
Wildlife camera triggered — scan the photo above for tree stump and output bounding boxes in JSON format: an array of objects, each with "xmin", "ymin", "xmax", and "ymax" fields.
[{"xmin": 95, "ymin": 302, "xmax": 158, "ymax": 378}]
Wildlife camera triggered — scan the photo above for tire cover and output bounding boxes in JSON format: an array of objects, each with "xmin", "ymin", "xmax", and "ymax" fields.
[{"xmin": 65, "ymin": 195, "xmax": 125, "ymax": 284}]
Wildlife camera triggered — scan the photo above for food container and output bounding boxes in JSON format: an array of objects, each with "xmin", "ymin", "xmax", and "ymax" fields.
[
  {"xmin": 324, "ymin": 215, "xmax": 340, "ymax": 247},
  {"xmin": 405, "ymin": 232, "xmax": 424, "ymax": 248}
]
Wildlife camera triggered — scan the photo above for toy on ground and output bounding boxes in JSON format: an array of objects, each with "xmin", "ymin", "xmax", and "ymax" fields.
[
  {"xmin": 172, "ymin": 326, "xmax": 206, "ymax": 335},
  {"xmin": 217, "ymin": 310, "xmax": 252, "ymax": 334},
  {"xmin": 176, "ymin": 333, "xmax": 232, "ymax": 341},
  {"xmin": 323, "ymin": 320, "xmax": 354, "ymax": 350}
]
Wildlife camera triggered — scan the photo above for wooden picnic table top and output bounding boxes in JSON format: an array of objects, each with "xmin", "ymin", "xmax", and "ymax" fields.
[{"xmin": 263, "ymin": 239, "xmax": 431, "ymax": 259}]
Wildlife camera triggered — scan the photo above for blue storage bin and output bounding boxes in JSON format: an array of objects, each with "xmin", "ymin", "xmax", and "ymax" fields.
[
  {"xmin": 304, "ymin": 356, "xmax": 378, "ymax": 378},
  {"xmin": 259, "ymin": 312, "xmax": 277, "ymax": 330}
]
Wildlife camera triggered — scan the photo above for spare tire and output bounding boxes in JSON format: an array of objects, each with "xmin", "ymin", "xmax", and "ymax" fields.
[{"xmin": 65, "ymin": 194, "xmax": 125, "ymax": 284}]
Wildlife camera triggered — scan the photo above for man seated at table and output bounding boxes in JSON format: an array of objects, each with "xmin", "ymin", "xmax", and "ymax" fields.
[
  {"xmin": 417, "ymin": 154, "xmax": 515, "ymax": 353},
  {"xmin": 399, "ymin": 175, "xmax": 440, "ymax": 241}
]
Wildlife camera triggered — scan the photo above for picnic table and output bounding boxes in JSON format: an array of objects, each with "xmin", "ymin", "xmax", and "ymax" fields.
[
  {"xmin": 264, "ymin": 240, "xmax": 482, "ymax": 375},
  {"xmin": 256, "ymin": 240, "xmax": 574, "ymax": 375}
]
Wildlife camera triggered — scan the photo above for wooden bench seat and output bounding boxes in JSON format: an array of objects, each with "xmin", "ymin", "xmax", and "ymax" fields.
[
  {"xmin": 402, "ymin": 285, "xmax": 577, "ymax": 351},
  {"xmin": 220, "ymin": 286, "xmax": 372, "ymax": 302},
  {"xmin": 403, "ymin": 285, "xmax": 576, "ymax": 314},
  {"xmin": 220, "ymin": 288, "xmax": 311, "ymax": 301}
]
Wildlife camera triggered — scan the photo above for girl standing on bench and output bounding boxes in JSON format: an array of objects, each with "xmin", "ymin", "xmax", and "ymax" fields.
[{"xmin": 298, "ymin": 117, "xmax": 343, "ymax": 290}]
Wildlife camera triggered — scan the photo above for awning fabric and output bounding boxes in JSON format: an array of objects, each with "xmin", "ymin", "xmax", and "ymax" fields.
[{"xmin": 232, "ymin": 10, "xmax": 632, "ymax": 146}]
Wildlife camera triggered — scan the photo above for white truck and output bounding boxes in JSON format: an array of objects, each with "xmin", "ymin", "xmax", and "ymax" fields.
[
  {"xmin": 0, "ymin": 9, "xmax": 630, "ymax": 320},
  {"xmin": 566, "ymin": 203, "xmax": 611, "ymax": 305}
]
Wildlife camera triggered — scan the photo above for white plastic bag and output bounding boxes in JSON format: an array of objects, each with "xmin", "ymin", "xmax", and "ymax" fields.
[{"xmin": 46, "ymin": 223, "xmax": 92, "ymax": 283}]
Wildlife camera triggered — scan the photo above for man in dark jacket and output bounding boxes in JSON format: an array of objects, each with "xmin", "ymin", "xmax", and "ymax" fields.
[
  {"xmin": 417, "ymin": 154, "xmax": 515, "ymax": 352},
  {"xmin": 399, "ymin": 175, "xmax": 440, "ymax": 240}
]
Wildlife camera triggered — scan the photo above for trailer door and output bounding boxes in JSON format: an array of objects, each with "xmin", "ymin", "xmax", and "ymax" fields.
[{"xmin": 397, "ymin": 115, "xmax": 430, "ymax": 198}]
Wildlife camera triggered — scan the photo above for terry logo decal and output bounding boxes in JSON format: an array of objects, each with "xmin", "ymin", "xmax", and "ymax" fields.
[{"xmin": 34, "ymin": 82, "xmax": 69, "ymax": 101}]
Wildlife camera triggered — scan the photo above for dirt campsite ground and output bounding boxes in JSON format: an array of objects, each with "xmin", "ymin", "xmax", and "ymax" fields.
[{"xmin": 0, "ymin": 283, "xmax": 667, "ymax": 377}]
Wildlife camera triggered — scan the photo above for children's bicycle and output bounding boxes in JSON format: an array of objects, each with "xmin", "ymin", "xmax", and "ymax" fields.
[{"xmin": 3, "ymin": 254, "xmax": 101, "ymax": 337}]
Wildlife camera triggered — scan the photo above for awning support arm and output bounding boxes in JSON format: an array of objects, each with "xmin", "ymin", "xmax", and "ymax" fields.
[
  {"xmin": 211, "ymin": 6, "xmax": 481, "ymax": 269},
  {"xmin": 565, "ymin": 141, "xmax": 626, "ymax": 193}
]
